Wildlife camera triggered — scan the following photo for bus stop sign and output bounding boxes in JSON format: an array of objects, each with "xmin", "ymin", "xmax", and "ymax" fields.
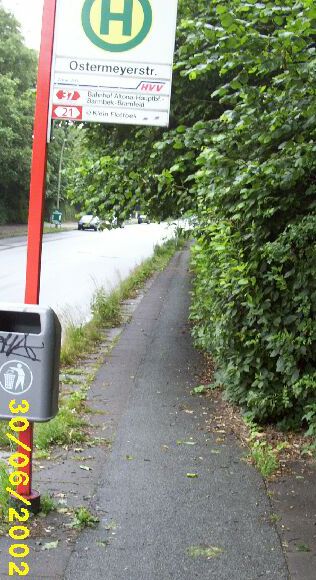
[{"xmin": 50, "ymin": 0, "xmax": 178, "ymax": 127}]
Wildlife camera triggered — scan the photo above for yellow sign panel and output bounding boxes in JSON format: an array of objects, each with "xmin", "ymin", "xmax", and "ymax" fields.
[{"xmin": 82, "ymin": 0, "xmax": 153, "ymax": 52}]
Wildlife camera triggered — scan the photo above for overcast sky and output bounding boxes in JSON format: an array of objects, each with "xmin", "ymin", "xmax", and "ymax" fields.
[{"xmin": 2, "ymin": 0, "xmax": 44, "ymax": 50}]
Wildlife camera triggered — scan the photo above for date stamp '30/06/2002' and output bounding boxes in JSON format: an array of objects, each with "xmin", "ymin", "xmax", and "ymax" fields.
[{"xmin": 5, "ymin": 398, "xmax": 32, "ymax": 577}]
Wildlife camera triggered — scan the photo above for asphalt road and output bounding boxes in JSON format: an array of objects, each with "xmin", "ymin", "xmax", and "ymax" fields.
[
  {"xmin": 0, "ymin": 223, "xmax": 173, "ymax": 327},
  {"xmin": 64, "ymin": 248, "xmax": 288, "ymax": 580}
]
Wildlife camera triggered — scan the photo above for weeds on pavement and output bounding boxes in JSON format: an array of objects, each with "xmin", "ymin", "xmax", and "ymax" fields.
[
  {"xmin": 35, "ymin": 406, "xmax": 87, "ymax": 450},
  {"xmin": 40, "ymin": 494, "xmax": 57, "ymax": 515},
  {"xmin": 245, "ymin": 418, "xmax": 288, "ymax": 477},
  {"xmin": 71, "ymin": 507, "xmax": 99, "ymax": 529}
]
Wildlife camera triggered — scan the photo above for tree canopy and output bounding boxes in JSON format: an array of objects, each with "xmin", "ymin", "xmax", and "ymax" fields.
[{"xmin": 0, "ymin": 3, "xmax": 37, "ymax": 223}]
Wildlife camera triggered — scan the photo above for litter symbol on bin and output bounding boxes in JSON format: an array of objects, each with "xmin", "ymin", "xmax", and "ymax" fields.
[{"xmin": 0, "ymin": 360, "xmax": 33, "ymax": 395}]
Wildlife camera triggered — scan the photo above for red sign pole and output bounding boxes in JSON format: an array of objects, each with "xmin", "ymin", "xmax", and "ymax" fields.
[{"xmin": 17, "ymin": 0, "xmax": 57, "ymax": 508}]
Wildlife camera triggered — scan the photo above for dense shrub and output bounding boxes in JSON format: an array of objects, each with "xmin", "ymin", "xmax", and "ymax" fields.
[
  {"xmin": 191, "ymin": 216, "xmax": 316, "ymax": 428},
  {"xmin": 189, "ymin": 0, "xmax": 316, "ymax": 430}
]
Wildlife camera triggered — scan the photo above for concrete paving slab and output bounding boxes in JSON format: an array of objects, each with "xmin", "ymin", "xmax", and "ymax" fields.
[{"xmin": 269, "ymin": 463, "xmax": 316, "ymax": 579}]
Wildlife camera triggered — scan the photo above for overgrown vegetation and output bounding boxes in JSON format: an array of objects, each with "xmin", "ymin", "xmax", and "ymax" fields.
[
  {"xmin": 186, "ymin": 0, "xmax": 316, "ymax": 433},
  {"xmin": 64, "ymin": 1, "xmax": 316, "ymax": 434}
]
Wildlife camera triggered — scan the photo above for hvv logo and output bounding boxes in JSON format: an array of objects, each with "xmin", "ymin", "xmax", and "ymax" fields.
[{"xmin": 82, "ymin": 0, "xmax": 153, "ymax": 52}]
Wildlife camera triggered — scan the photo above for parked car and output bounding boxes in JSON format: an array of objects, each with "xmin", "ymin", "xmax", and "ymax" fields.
[
  {"xmin": 78, "ymin": 215, "xmax": 101, "ymax": 231},
  {"xmin": 137, "ymin": 214, "xmax": 150, "ymax": 224}
]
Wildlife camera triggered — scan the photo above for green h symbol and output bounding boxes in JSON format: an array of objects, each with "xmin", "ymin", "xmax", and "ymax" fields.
[{"xmin": 101, "ymin": 0, "xmax": 134, "ymax": 36}]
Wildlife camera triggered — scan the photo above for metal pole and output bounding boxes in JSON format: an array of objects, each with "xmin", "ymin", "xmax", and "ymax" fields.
[{"xmin": 17, "ymin": 0, "xmax": 57, "ymax": 510}]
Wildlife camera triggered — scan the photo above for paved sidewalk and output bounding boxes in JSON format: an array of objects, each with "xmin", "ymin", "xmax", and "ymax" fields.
[
  {"xmin": 62, "ymin": 249, "xmax": 288, "ymax": 579},
  {"xmin": 0, "ymin": 248, "xmax": 290, "ymax": 579}
]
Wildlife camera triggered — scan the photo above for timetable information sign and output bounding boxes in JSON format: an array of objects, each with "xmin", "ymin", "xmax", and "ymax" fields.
[{"xmin": 50, "ymin": 0, "xmax": 178, "ymax": 127}]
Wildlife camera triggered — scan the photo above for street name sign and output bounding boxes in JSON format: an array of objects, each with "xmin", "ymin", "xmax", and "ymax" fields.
[{"xmin": 50, "ymin": 0, "xmax": 178, "ymax": 127}]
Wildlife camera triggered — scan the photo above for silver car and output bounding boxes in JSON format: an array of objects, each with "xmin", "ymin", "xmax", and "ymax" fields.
[{"xmin": 78, "ymin": 215, "xmax": 101, "ymax": 231}]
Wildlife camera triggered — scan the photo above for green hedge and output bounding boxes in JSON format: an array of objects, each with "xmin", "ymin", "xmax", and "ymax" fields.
[
  {"xmin": 188, "ymin": 0, "xmax": 316, "ymax": 432},
  {"xmin": 191, "ymin": 214, "xmax": 316, "ymax": 430}
]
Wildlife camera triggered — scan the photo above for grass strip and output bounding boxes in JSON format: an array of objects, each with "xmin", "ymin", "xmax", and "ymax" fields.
[{"xmin": 61, "ymin": 237, "xmax": 182, "ymax": 366}]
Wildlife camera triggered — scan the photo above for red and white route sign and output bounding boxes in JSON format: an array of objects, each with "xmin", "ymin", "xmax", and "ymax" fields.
[
  {"xmin": 52, "ymin": 105, "xmax": 83, "ymax": 120},
  {"xmin": 55, "ymin": 89, "xmax": 80, "ymax": 101}
]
